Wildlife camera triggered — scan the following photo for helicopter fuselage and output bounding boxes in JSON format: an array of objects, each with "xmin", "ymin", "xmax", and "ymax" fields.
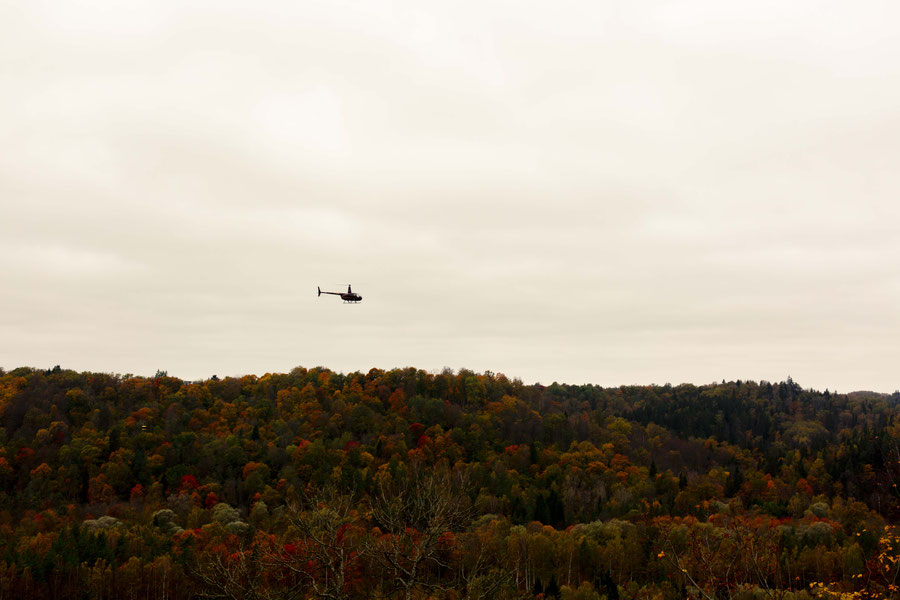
[{"xmin": 318, "ymin": 285, "xmax": 362, "ymax": 303}]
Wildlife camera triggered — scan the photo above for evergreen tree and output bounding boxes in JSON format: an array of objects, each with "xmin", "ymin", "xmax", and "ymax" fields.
[
  {"xmin": 547, "ymin": 489, "xmax": 565, "ymax": 528},
  {"xmin": 545, "ymin": 574, "xmax": 561, "ymax": 598},
  {"xmin": 598, "ymin": 570, "xmax": 619, "ymax": 600},
  {"xmin": 725, "ymin": 463, "xmax": 743, "ymax": 496},
  {"xmin": 534, "ymin": 493, "xmax": 550, "ymax": 524}
]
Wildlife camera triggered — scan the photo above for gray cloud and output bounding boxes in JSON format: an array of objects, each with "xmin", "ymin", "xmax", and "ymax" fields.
[{"xmin": 1, "ymin": 0, "xmax": 899, "ymax": 392}]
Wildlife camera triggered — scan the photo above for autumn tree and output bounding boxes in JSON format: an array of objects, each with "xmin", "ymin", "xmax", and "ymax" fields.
[
  {"xmin": 263, "ymin": 488, "xmax": 364, "ymax": 600},
  {"xmin": 364, "ymin": 469, "xmax": 474, "ymax": 600},
  {"xmin": 192, "ymin": 537, "xmax": 276, "ymax": 600}
]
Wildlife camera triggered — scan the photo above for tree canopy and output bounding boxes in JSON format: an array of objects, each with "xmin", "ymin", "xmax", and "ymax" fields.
[{"xmin": 0, "ymin": 365, "xmax": 898, "ymax": 599}]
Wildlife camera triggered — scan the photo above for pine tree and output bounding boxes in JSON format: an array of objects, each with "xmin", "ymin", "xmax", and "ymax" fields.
[{"xmin": 544, "ymin": 574, "xmax": 560, "ymax": 598}]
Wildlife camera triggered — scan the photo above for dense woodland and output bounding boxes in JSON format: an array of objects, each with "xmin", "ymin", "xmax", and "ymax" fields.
[{"xmin": 1, "ymin": 365, "xmax": 899, "ymax": 599}]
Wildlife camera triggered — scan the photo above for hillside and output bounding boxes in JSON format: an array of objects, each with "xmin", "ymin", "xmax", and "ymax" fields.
[{"xmin": 1, "ymin": 365, "xmax": 898, "ymax": 599}]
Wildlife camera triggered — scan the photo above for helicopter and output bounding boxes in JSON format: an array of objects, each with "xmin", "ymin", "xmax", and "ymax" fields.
[{"xmin": 318, "ymin": 285, "xmax": 362, "ymax": 303}]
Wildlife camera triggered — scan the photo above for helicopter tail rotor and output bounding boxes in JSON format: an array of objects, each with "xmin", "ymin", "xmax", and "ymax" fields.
[{"xmin": 317, "ymin": 286, "xmax": 321, "ymax": 297}]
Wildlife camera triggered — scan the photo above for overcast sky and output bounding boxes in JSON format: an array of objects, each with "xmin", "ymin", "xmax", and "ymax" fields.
[{"xmin": 2, "ymin": 1, "xmax": 899, "ymax": 392}]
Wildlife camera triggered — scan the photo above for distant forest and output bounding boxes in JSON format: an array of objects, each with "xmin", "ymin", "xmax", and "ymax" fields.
[{"xmin": 1, "ymin": 365, "xmax": 899, "ymax": 599}]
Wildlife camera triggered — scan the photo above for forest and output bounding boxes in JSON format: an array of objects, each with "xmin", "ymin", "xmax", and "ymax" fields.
[{"xmin": 0, "ymin": 365, "xmax": 899, "ymax": 599}]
